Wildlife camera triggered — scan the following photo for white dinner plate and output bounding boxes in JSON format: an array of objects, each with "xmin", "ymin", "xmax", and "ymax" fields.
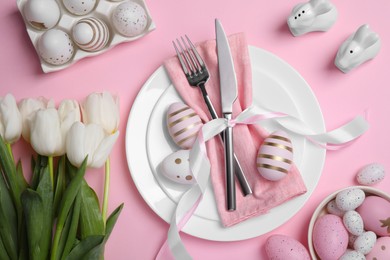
[{"xmin": 125, "ymin": 46, "xmax": 326, "ymax": 241}]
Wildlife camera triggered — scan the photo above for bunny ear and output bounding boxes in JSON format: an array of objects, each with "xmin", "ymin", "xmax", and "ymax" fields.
[
  {"xmin": 362, "ymin": 33, "xmax": 380, "ymax": 49},
  {"xmin": 353, "ymin": 24, "xmax": 370, "ymax": 43},
  {"xmin": 311, "ymin": 0, "xmax": 333, "ymax": 16}
]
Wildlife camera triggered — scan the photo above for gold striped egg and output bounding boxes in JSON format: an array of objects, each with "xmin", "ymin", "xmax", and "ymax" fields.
[
  {"xmin": 257, "ymin": 130, "xmax": 293, "ymax": 181},
  {"xmin": 72, "ymin": 17, "xmax": 109, "ymax": 52},
  {"xmin": 166, "ymin": 102, "xmax": 203, "ymax": 149}
]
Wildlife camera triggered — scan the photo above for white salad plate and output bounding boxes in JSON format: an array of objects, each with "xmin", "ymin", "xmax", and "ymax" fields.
[{"xmin": 125, "ymin": 46, "xmax": 326, "ymax": 241}]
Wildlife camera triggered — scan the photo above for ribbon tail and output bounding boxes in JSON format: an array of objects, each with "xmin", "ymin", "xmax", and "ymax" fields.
[
  {"xmin": 248, "ymin": 104, "xmax": 369, "ymax": 148},
  {"xmin": 304, "ymin": 116, "xmax": 369, "ymax": 145},
  {"xmin": 156, "ymin": 118, "xmax": 226, "ymax": 260}
]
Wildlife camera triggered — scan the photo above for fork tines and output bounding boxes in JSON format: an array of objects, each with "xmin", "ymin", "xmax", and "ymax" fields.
[{"xmin": 173, "ymin": 35, "xmax": 205, "ymax": 77}]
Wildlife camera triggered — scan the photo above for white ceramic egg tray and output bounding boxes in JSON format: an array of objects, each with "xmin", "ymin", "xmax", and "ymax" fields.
[{"xmin": 17, "ymin": 0, "xmax": 155, "ymax": 73}]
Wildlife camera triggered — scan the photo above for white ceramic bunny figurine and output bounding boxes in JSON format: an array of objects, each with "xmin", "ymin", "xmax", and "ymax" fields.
[
  {"xmin": 335, "ymin": 24, "xmax": 381, "ymax": 73},
  {"xmin": 287, "ymin": 0, "xmax": 338, "ymax": 36}
]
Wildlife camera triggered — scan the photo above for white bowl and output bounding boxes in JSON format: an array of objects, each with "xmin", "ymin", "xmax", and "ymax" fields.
[{"xmin": 307, "ymin": 186, "xmax": 390, "ymax": 259}]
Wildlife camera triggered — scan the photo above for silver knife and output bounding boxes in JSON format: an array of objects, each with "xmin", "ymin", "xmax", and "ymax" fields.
[{"xmin": 216, "ymin": 19, "xmax": 237, "ymax": 211}]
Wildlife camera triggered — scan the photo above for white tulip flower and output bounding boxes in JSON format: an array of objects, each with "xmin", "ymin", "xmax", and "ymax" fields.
[
  {"xmin": 30, "ymin": 100, "xmax": 80, "ymax": 156},
  {"xmin": 81, "ymin": 92, "xmax": 120, "ymax": 134},
  {"xmin": 0, "ymin": 94, "xmax": 22, "ymax": 144},
  {"xmin": 18, "ymin": 97, "xmax": 55, "ymax": 142},
  {"xmin": 30, "ymin": 108, "xmax": 63, "ymax": 156},
  {"xmin": 66, "ymin": 122, "xmax": 119, "ymax": 168},
  {"xmin": 58, "ymin": 99, "xmax": 81, "ymax": 140}
]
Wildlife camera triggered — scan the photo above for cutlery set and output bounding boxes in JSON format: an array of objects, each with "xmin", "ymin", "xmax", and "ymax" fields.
[{"xmin": 173, "ymin": 19, "xmax": 251, "ymax": 211}]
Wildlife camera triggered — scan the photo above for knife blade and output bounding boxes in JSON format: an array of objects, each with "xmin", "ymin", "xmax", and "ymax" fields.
[{"xmin": 216, "ymin": 19, "xmax": 237, "ymax": 211}]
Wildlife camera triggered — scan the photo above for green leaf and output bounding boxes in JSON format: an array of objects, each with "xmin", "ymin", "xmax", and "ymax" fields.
[
  {"xmin": 0, "ymin": 236, "xmax": 10, "ymax": 259},
  {"xmin": 31, "ymin": 155, "xmax": 47, "ymax": 190},
  {"xmin": 51, "ymin": 157, "xmax": 87, "ymax": 260},
  {"xmin": 0, "ymin": 136, "xmax": 22, "ymax": 228},
  {"xmin": 79, "ymin": 203, "xmax": 124, "ymax": 260},
  {"xmin": 21, "ymin": 189, "xmax": 44, "ymax": 260},
  {"xmin": 80, "ymin": 243, "xmax": 104, "ymax": 260},
  {"xmin": 0, "ymin": 136, "xmax": 17, "ymax": 188},
  {"xmin": 105, "ymin": 203, "xmax": 124, "ymax": 243},
  {"xmin": 79, "ymin": 181, "xmax": 105, "ymax": 240},
  {"xmin": 54, "ymin": 156, "xmax": 66, "ymax": 216},
  {"xmin": 17, "ymin": 221, "xmax": 29, "ymax": 260},
  {"xmin": 35, "ymin": 165, "xmax": 53, "ymax": 260},
  {"xmin": 66, "ymin": 236, "xmax": 104, "ymax": 260},
  {"xmin": 59, "ymin": 193, "xmax": 81, "ymax": 260},
  {"xmin": 16, "ymin": 160, "xmax": 28, "ymax": 192},
  {"xmin": 0, "ymin": 172, "xmax": 18, "ymax": 260}
]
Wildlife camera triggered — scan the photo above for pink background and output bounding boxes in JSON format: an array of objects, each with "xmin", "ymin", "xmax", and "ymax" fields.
[{"xmin": 1, "ymin": 0, "xmax": 390, "ymax": 259}]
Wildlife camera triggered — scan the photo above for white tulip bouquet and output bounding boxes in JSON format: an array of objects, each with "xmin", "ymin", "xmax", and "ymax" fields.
[{"xmin": 0, "ymin": 92, "xmax": 123, "ymax": 260}]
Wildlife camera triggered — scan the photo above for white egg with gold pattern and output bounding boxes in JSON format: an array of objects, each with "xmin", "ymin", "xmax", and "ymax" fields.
[
  {"xmin": 72, "ymin": 17, "xmax": 109, "ymax": 52},
  {"xmin": 23, "ymin": 0, "xmax": 61, "ymax": 30},
  {"xmin": 62, "ymin": 0, "xmax": 96, "ymax": 15},
  {"xmin": 112, "ymin": 1, "xmax": 148, "ymax": 37},
  {"xmin": 37, "ymin": 29, "xmax": 74, "ymax": 65},
  {"xmin": 166, "ymin": 102, "xmax": 203, "ymax": 149},
  {"xmin": 257, "ymin": 130, "xmax": 293, "ymax": 181},
  {"xmin": 160, "ymin": 150, "xmax": 195, "ymax": 185}
]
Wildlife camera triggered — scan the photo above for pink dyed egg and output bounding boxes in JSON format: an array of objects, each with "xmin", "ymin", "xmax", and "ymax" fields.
[
  {"xmin": 166, "ymin": 102, "xmax": 203, "ymax": 149},
  {"xmin": 257, "ymin": 131, "xmax": 293, "ymax": 181},
  {"xmin": 313, "ymin": 214, "xmax": 349, "ymax": 259},
  {"xmin": 366, "ymin": 237, "xmax": 390, "ymax": 259},
  {"xmin": 357, "ymin": 196, "xmax": 390, "ymax": 237},
  {"xmin": 265, "ymin": 234, "xmax": 310, "ymax": 260}
]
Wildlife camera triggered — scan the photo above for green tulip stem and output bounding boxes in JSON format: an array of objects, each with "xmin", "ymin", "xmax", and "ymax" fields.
[
  {"xmin": 48, "ymin": 156, "xmax": 54, "ymax": 187},
  {"xmin": 6, "ymin": 143, "xmax": 14, "ymax": 162},
  {"xmin": 102, "ymin": 157, "xmax": 110, "ymax": 226}
]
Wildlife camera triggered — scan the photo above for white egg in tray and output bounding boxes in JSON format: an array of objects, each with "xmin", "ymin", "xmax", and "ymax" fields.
[{"xmin": 17, "ymin": 0, "xmax": 155, "ymax": 73}]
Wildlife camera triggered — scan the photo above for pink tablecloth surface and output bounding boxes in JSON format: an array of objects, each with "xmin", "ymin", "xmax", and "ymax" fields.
[{"xmin": 1, "ymin": 0, "xmax": 390, "ymax": 259}]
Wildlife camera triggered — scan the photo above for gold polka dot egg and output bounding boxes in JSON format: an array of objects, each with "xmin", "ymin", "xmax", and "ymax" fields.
[
  {"xmin": 37, "ymin": 29, "xmax": 74, "ymax": 65},
  {"xmin": 160, "ymin": 150, "xmax": 195, "ymax": 185},
  {"xmin": 166, "ymin": 102, "xmax": 203, "ymax": 149},
  {"xmin": 112, "ymin": 1, "xmax": 148, "ymax": 37},
  {"xmin": 62, "ymin": 0, "xmax": 96, "ymax": 16},
  {"xmin": 257, "ymin": 130, "xmax": 294, "ymax": 181}
]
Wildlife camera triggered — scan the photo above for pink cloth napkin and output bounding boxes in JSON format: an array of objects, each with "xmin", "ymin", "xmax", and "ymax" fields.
[{"xmin": 164, "ymin": 33, "xmax": 307, "ymax": 227}]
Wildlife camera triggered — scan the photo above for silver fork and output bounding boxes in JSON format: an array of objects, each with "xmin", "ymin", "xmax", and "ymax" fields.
[{"xmin": 173, "ymin": 35, "xmax": 252, "ymax": 196}]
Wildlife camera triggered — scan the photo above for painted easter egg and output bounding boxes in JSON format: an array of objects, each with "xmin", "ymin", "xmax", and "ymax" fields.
[
  {"xmin": 365, "ymin": 237, "xmax": 390, "ymax": 259},
  {"xmin": 357, "ymin": 195, "xmax": 390, "ymax": 237},
  {"xmin": 23, "ymin": 0, "xmax": 61, "ymax": 30},
  {"xmin": 112, "ymin": 1, "xmax": 148, "ymax": 37},
  {"xmin": 326, "ymin": 200, "xmax": 345, "ymax": 217},
  {"xmin": 265, "ymin": 234, "xmax": 310, "ymax": 260},
  {"xmin": 256, "ymin": 131, "xmax": 293, "ymax": 181},
  {"xmin": 313, "ymin": 214, "xmax": 349, "ymax": 259},
  {"xmin": 37, "ymin": 29, "xmax": 74, "ymax": 65},
  {"xmin": 343, "ymin": 210, "xmax": 364, "ymax": 236},
  {"xmin": 160, "ymin": 150, "xmax": 195, "ymax": 185},
  {"xmin": 166, "ymin": 102, "xmax": 203, "ymax": 149},
  {"xmin": 72, "ymin": 17, "xmax": 109, "ymax": 52},
  {"xmin": 353, "ymin": 231, "xmax": 376, "ymax": 255},
  {"xmin": 357, "ymin": 163, "xmax": 386, "ymax": 186},
  {"xmin": 339, "ymin": 249, "xmax": 365, "ymax": 260},
  {"xmin": 336, "ymin": 188, "xmax": 365, "ymax": 211},
  {"xmin": 62, "ymin": 0, "xmax": 96, "ymax": 15}
]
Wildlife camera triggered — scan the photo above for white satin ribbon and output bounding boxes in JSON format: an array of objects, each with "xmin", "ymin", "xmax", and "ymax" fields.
[{"xmin": 156, "ymin": 106, "xmax": 369, "ymax": 260}]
